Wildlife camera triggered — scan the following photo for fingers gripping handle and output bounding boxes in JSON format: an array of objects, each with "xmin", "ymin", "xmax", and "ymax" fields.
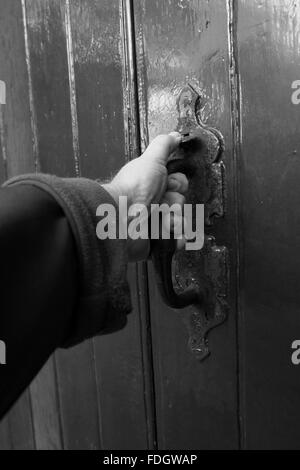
[{"xmin": 150, "ymin": 142, "xmax": 204, "ymax": 309}]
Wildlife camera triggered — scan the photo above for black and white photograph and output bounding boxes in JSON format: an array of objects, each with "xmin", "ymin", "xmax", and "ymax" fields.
[{"xmin": 0, "ymin": 0, "xmax": 300, "ymax": 454}]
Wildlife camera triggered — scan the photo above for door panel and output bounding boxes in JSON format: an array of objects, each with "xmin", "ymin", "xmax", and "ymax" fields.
[
  {"xmin": 0, "ymin": 0, "xmax": 36, "ymax": 450},
  {"xmin": 67, "ymin": 0, "xmax": 152, "ymax": 449},
  {"xmin": 133, "ymin": 0, "xmax": 240, "ymax": 450},
  {"xmin": 237, "ymin": 0, "xmax": 300, "ymax": 449},
  {"xmin": 1, "ymin": 0, "xmax": 300, "ymax": 451},
  {"xmin": 0, "ymin": 0, "xmax": 152, "ymax": 450},
  {"xmin": 25, "ymin": 0, "xmax": 78, "ymax": 449}
]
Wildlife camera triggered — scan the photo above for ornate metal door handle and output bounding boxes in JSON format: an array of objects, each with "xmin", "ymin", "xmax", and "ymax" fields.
[
  {"xmin": 151, "ymin": 84, "xmax": 229, "ymax": 360},
  {"xmin": 151, "ymin": 149, "xmax": 206, "ymax": 309}
]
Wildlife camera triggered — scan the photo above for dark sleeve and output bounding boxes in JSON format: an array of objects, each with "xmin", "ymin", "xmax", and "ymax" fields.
[{"xmin": 0, "ymin": 175, "xmax": 132, "ymax": 419}]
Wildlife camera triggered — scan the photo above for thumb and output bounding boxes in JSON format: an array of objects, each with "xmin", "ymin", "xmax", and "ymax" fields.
[{"xmin": 142, "ymin": 132, "xmax": 182, "ymax": 165}]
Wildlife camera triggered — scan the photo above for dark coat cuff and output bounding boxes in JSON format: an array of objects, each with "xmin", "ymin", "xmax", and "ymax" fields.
[{"xmin": 4, "ymin": 174, "xmax": 132, "ymax": 347}]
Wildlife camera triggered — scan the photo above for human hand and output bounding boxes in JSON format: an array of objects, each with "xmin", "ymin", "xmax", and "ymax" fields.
[{"xmin": 103, "ymin": 132, "xmax": 188, "ymax": 262}]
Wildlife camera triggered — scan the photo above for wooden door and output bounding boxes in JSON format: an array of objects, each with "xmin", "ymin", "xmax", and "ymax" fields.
[{"xmin": 0, "ymin": 0, "xmax": 300, "ymax": 450}]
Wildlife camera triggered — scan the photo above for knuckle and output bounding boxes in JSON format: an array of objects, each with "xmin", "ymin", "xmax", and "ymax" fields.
[
  {"xmin": 153, "ymin": 134, "xmax": 172, "ymax": 148},
  {"xmin": 182, "ymin": 174, "xmax": 189, "ymax": 185},
  {"xmin": 166, "ymin": 192, "xmax": 185, "ymax": 206},
  {"xmin": 179, "ymin": 194, "xmax": 186, "ymax": 206}
]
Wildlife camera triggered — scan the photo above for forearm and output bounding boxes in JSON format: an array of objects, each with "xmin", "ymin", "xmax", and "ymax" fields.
[
  {"xmin": 0, "ymin": 184, "xmax": 78, "ymax": 418},
  {"xmin": 0, "ymin": 177, "xmax": 132, "ymax": 419}
]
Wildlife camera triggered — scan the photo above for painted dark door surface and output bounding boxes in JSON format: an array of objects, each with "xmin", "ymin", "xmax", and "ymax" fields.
[{"xmin": 0, "ymin": 0, "xmax": 300, "ymax": 450}]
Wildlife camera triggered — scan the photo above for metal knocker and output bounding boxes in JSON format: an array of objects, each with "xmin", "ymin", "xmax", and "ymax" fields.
[{"xmin": 151, "ymin": 84, "xmax": 229, "ymax": 361}]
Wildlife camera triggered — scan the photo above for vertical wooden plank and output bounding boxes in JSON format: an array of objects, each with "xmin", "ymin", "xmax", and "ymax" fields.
[
  {"xmin": 121, "ymin": 0, "xmax": 157, "ymax": 448},
  {"xmin": 68, "ymin": 0, "xmax": 151, "ymax": 449},
  {"xmin": 0, "ymin": 391, "xmax": 35, "ymax": 450},
  {"xmin": 236, "ymin": 0, "xmax": 300, "ymax": 449},
  {"xmin": 0, "ymin": 0, "xmax": 35, "ymax": 176},
  {"xmin": 23, "ymin": 0, "xmax": 68, "ymax": 449},
  {"xmin": 2, "ymin": 392, "xmax": 35, "ymax": 450},
  {"xmin": 134, "ymin": 0, "xmax": 240, "ymax": 449},
  {"xmin": 0, "ymin": 80, "xmax": 8, "ymax": 183},
  {"xmin": 0, "ymin": 0, "xmax": 36, "ymax": 450},
  {"xmin": 69, "ymin": 0, "xmax": 126, "ymax": 179},
  {"xmin": 24, "ymin": 0, "xmax": 76, "ymax": 176},
  {"xmin": 0, "ymin": 417, "xmax": 11, "ymax": 450},
  {"xmin": 0, "ymin": 105, "xmax": 8, "ymax": 184},
  {"xmin": 24, "ymin": 0, "xmax": 101, "ymax": 449},
  {"xmin": 29, "ymin": 360, "xmax": 62, "ymax": 450}
]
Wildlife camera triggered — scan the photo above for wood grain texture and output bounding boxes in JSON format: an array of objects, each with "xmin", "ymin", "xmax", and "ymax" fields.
[
  {"xmin": 3, "ymin": 391, "xmax": 35, "ymax": 450},
  {"xmin": 0, "ymin": 415, "xmax": 11, "ymax": 449},
  {"xmin": 29, "ymin": 360, "xmax": 62, "ymax": 450},
  {"xmin": 134, "ymin": 0, "xmax": 240, "ymax": 449},
  {"xmin": 24, "ymin": 0, "xmax": 76, "ymax": 176},
  {"xmin": 236, "ymin": 0, "xmax": 300, "ymax": 449},
  {"xmin": 68, "ymin": 0, "xmax": 151, "ymax": 449},
  {"xmin": 0, "ymin": 105, "xmax": 8, "ymax": 183},
  {"xmin": 69, "ymin": 0, "xmax": 126, "ymax": 179},
  {"xmin": 24, "ymin": 0, "xmax": 100, "ymax": 449},
  {"xmin": 0, "ymin": 0, "xmax": 152, "ymax": 450},
  {"xmin": 0, "ymin": 0, "xmax": 35, "ymax": 177},
  {"xmin": 0, "ymin": 0, "xmax": 36, "ymax": 450},
  {"xmin": 1, "ymin": 0, "xmax": 299, "ymax": 450}
]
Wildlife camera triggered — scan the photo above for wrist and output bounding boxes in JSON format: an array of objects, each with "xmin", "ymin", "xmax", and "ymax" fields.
[{"xmin": 102, "ymin": 182, "xmax": 121, "ymax": 205}]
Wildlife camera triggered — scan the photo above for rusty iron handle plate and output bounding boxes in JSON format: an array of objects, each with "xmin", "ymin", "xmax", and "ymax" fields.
[
  {"xmin": 151, "ymin": 143, "xmax": 205, "ymax": 309},
  {"xmin": 150, "ymin": 84, "xmax": 229, "ymax": 360}
]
